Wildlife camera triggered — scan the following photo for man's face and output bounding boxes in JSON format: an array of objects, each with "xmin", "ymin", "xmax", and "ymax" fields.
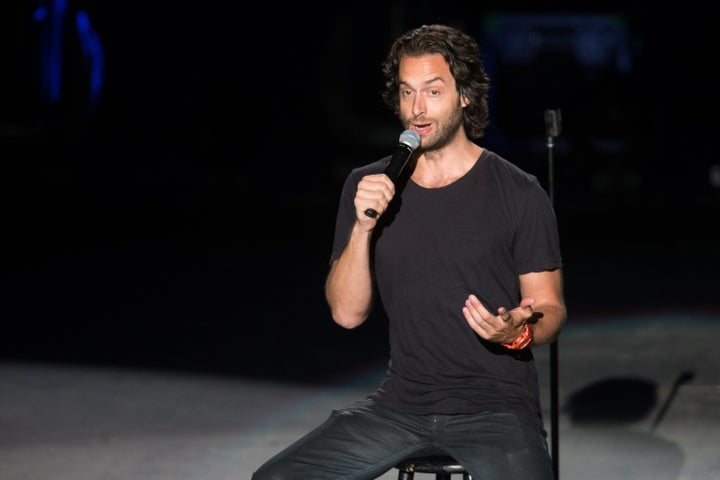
[{"xmin": 397, "ymin": 53, "xmax": 467, "ymax": 150}]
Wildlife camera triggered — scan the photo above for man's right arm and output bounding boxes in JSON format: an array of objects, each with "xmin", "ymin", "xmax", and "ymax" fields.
[
  {"xmin": 326, "ymin": 171, "xmax": 395, "ymax": 329},
  {"xmin": 325, "ymin": 222, "xmax": 375, "ymax": 329}
]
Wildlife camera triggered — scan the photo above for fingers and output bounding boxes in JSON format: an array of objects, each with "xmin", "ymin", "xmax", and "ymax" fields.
[
  {"xmin": 463, "ymin": 294, "xmax": 498, "ymax": 338},
  {"xmin": 463, "ymin": 295, "xmax": 534, "ymax": 342},
  {"xmin": 519, "ymin": 297, "xmax": 535, "ymax": 309},
  {"xmin": 517, "ymin": 298, "xmax": 535, "ymax": 323},
  {"xmin": 355, "ymin": 174, "xmax": 395, "ymax": 220}
]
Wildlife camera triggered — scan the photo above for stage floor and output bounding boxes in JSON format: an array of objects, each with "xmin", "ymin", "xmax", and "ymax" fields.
[{"xmin": 2, "ymin": 311, "xmax": 719, "ymax": 480}]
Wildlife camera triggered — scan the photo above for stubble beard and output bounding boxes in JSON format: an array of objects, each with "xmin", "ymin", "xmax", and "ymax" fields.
[{"xmin": 405, "ymin": 100, "xmax": 465, "ymax": 153}]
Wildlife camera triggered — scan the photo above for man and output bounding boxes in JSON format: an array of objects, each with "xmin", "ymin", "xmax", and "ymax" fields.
[{"xmin": 252, "ymin": 23, "xmax": 566, "ymax": 480}]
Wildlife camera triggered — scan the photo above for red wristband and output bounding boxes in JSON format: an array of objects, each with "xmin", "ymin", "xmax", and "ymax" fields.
[{"xmin": 501, "ymin": 323, "xmax": 533, "ymax": 350}]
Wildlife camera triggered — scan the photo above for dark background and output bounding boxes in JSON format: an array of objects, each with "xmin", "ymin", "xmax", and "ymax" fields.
[{"xmin": 1, "ymin": 2, "xmax": 718, "ymax": 383}]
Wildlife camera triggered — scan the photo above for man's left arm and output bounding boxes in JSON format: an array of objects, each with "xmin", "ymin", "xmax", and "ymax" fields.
[{"xmin": 517, "ymin": 269, "xmax": 566, "ymax": 345}]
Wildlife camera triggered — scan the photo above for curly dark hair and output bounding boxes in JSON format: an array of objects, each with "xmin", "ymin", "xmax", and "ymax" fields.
[{"xmin": 381, "ymin": 24, "xmax": 491, "ymax": 140}]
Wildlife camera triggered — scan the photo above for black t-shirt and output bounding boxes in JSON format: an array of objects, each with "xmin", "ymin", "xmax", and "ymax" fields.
[{"xmin": 330, "ymin": 149, "xmax": 562, "ymax": 424}]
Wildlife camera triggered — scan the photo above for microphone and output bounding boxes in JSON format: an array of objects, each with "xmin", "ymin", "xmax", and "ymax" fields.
[
  {"xmin": 544, "ymin": 109, "xmax": 562, "ymax": 138},
  {"xmin": 364, "ymin": 129, "xmax": 421, "ymax": 218}
]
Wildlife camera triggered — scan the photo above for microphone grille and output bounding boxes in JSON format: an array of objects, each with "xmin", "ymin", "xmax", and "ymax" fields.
[{"xmin": 399, "ymin": 130, "xmax": 421, "ymax": 150}]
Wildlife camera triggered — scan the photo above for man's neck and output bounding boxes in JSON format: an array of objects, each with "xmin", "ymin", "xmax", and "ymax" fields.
[{"xmin": 412, "ymin": 141, "xmax": 482, "ymax": 188}]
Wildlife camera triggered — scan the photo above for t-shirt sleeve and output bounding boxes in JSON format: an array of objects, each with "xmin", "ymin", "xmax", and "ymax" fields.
[
  {"xmin": 513, "ymin": 179, "xmax": 563, "ymax": 274},
  {"xmin": 329, "ymin": 172, "xmax": 358, "ymax": 265}
]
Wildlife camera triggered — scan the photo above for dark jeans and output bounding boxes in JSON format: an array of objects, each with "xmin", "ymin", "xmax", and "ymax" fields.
[{"xmin": 251, "ymin": 398, "xmax": 555, "ymax": 480}]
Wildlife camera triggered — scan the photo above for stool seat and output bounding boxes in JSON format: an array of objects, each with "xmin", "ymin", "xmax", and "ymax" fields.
[{"xmin": 395, "ymin": 455, "xmax": 472, "ymax": 479}]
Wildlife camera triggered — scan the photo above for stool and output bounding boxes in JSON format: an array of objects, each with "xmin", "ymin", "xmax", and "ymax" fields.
[{"xmin": 395, "ymin": 455, "xmax": 472, "ymax": 479}]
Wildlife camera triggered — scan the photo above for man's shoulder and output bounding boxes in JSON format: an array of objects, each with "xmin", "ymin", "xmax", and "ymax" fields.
[
  {"xmin": 482, "ymin": 149, "xmax": 538, "ymax": 184},
  {"xmin": 338, "ymin": 156, "xmax": 391, "ymax": 194},
  {"xmin": 351, "ymin": 156, "xmax": 390, "ymax": 177}
]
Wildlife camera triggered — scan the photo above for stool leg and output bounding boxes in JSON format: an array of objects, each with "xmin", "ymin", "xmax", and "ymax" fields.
[{"xmin": 463, "ymin": 474, "xmax": 472, "ymax": 480}]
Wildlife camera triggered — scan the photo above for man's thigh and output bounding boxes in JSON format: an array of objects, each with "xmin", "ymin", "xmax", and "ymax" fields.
[
  {"xmin": 444, "ymin": 411, "xmax": 555, "ymax": 480},
  {"xmin": 251, "ymin": 399, "xmax": 435, "ymax": 480}
]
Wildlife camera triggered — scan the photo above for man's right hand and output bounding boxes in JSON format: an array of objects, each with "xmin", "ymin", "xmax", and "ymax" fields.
[{"xmin": 355, "ymin": 174, "xmax": 395, "ymax": 225}]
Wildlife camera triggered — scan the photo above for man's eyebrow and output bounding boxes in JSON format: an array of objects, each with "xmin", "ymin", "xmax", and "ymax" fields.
[{"xmin": 399, "ymin": 76, "xmax": 447, "ymax": 88}]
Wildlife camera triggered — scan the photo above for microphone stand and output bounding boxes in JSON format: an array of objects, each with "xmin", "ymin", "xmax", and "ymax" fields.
[{"xmin": 544, "ymin": 108, "xmax": 562, "ymax": 480}]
